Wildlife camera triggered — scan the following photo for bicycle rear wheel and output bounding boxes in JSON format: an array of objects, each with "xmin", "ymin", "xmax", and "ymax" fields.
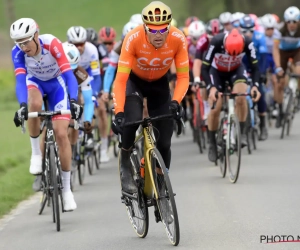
[
  {"xmin": 226, "ymin": 114, "xmax": 241, "ymax": 183},
  {"xmin": 150, "ymin": 148, "xmax": 180, "ymax": 246},
  {"xmin": 49, "ymin": 145, "xmax": 60, "ymax": 231},
  {"xmin": 38, "ymin": 175, "xmax": 48, "ymax": 215},
  {"xmin": 194, "ymin": 99, "xmax": 204, "ymax": 154}
]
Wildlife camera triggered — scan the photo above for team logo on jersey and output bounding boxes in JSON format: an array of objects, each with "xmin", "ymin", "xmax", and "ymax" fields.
[
  {"xmin": 137, "ymin": 57, "xmax": 173, "ymax": 67},
  {"xmin": 90, "ymin": 61, "xmax": 99, "ymax": 69},
  {"xmin": 125, "ymin": 31, "xmax": 140, "ymax": 51}
]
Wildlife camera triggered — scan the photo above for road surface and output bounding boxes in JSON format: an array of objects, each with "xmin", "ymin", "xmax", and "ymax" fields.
[{"xmin": 1, "ymin": 117, "xmax": 300, "ymax": 250}]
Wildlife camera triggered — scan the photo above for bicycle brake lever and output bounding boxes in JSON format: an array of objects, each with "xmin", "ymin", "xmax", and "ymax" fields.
[{"xmin": 21, "ymin": 119, "xmax": 26, "ymax": 134}]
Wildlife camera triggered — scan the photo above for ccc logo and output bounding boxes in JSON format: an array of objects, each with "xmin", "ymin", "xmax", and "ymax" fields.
[{"xmin": 137, "ymin": 57, "xmax": 173, "ymax": 67}]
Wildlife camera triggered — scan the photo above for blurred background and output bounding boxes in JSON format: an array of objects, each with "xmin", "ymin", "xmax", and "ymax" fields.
[{"xmin": 0, "ymin": 0, "xmax": 298, "ymax": 217}]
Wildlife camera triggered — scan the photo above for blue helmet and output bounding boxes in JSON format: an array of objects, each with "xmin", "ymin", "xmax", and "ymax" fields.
[{"xmin": 239, "ymin": 15, "xmax": 255, "ymax": 29}]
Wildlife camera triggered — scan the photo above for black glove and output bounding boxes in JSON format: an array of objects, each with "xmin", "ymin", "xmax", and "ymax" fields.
[
  {"xmin": 70, "ymin": 99, "xmax": 83, "ymax": 120},
  {"xmin": 260, "ymin": 74, "xmax": 267, "ymax": 84},
  {"xmin": 112, "ymin": 112, "xmax": 124, "ymax": 135},
  {"xmin": 169, "ymin": 100, "xmax": 184, "ymax": 120},
  {"xmin": 84, "ymin": 121, "xmax": 93, "ymax": 134},
  {"xmin": 14, "ymin": 103, "xmax": 28, "ymax": 127}
]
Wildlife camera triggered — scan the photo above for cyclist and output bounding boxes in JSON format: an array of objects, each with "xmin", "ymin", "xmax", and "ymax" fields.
[
  {"xmin": 185, "ymin": 16, "xmax": 199, "ymax": 27},
  {"xmin": 62, "ymin": 42, "xmax": 94, "ymax": 154},
  {"xmin": 260, "ymin": 14, "xmax": 281, "ymax": 118},
  {"xmin": 273, "ymin": 6, "xmax": 300, "ymax": 127},
  {"xmin": 201, "ymin": 28, "xmax": 261, "ymax": 162},
  {"xmin": 112, "ymin": 1, "xmax": 189, "ymax": 193},
  {"xmin": 240, "ymin": 15, "xmax": 269, "ymax": 141},
  {"xmin": 219, "ymin": 12, "xmax": 232, "ymax": 31},
  {"xmin": 66, "ymin": 26, "xmax": 103, "ymax": 153},
  {"xmin": 11, "ymin": 18, "xmax": 82, "ymax": 211},
  {"xmin": 193, "ymin": 19, "xmax": 224, "ymax": 121},
  {"xmin": 129, "ymin": 13, "xmax": 144, "ymax": 25},
  {"xmin": 183, "ymin": 21, "xmax": 206, "ymax": 131},
  {"xmin": 231, "ymin": 12, "xmax": 245, "ymax": 28}
]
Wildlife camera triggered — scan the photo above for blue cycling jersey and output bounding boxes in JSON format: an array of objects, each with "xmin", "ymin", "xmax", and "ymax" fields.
[{"xmin": 278, "ymin": 24, "xmax": 300, "ymax": 50}]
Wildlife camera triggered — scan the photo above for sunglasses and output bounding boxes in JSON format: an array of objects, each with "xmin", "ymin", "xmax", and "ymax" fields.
[
  {"xmin": 241, "ymin": 28, "xmax": 254, "ymax": 34},
  {"xmin": 72, "ymin": 42, "xmax": 85, "ymax": 47},
  {"xmin": 286, "ymin": 20, "xmax": 298, "ymax": 24},
  {"xmin": 145, "ymin": 24, "xmax": 170, "ymax": 34},
  {"xmin": 266, "ymin": 28, "xmax": 274, "ymax": 30},
  {"xmin": 15, "ymin": 34, "xmax": 34, "ymax": 47},
  {"xmin": 103, "ymin": 41, "xmax": 114, "ymax": 45}
]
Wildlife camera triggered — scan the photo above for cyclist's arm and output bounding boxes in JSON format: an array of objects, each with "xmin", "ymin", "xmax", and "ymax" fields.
[
  {"xmin": 173, "ymin": 38, "xmax": 190, "ymax": 103},
  {"xmin": 89, "ymin": 46, "xmax": 102, "ymax": 96},
  {"xmin": 74, "ymin": 66, "xmax": 93, "ymax": 123},
  {"xmin": 245, "ymin": 39, "xmax": 260, "ymax": 87},
  {"xmin": 49, "ymin": 38, "xmax": 78, "ymax": 101},
  {"xmin": 12, "ymin": 47, "xmax": 27, "ymax": 104},
  {"xmin": 113, "ymin": 35, "xmax": 135, "ymax": 114},
  {"xmin": 272, "ymin": 39, "xmax": 281, "ymax": 69},
  {"xmin": 103, "ymin": 50, "xmax": 119, "ymax": 93},
  {"xmin": 201, "ymin": 38, "xmax": 218, "ymax": 90},
  {"xmin": 257, "ymin": 34, "xmax": 269, "ymax": 75},
  {"xmin": 193, "ymin": 49, "xmax": 202, "ymax": 82}
]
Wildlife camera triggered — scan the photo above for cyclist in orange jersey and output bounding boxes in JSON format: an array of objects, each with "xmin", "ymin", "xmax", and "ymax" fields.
[{"xmin": 112, "ymin": 1, "xmax": 189, "ymax": 193}]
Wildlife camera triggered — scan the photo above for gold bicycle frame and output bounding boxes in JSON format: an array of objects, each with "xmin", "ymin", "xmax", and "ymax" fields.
[{"xmin": 134, "ymin": 125, "xmax": 159, "ymax": 200}]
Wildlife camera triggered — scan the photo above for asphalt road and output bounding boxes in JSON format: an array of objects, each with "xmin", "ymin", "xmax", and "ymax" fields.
[{"xmin": 1, "ymin": 116, "xmax": 300, "ymax": 250}]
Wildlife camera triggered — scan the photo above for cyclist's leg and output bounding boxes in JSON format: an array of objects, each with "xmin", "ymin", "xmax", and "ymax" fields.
[
  {"xmin": 147, "ymin": 78, "xmax": 173, "ymax": 170},
  {"xmin": 97, "ymin": 97, "xmax": 110, "ymax": 162},
  {"xmin": 46, "ymin": 76, "xmax": 76, "ymax": 210},
  {"xmin": 207, "ymin": 68, "xmax": 223, "ymax": 162},
  {"xmin": 120, "ymin": 74, "xmax": 144, "ymax": 193},
  {"xmin": 27, "ymin": 75, "xmax": 44, "ymax": 175},
  {"xmin": 231, "ymin": 66, "xmax": 248, "ymax": 146}
]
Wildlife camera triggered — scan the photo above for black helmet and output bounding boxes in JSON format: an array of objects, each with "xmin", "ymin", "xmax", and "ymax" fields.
[{"xmin": 86, "ymin": 27, "xmax": 98, "ymax": 45}]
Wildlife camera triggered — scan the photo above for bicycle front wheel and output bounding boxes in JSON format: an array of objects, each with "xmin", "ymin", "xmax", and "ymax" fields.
[
  {"xmin": 195, "ymin": 99, "xmax": 204, "ymax": 154},
  {"xmin": 49, "ymin": 145, "xmax": 60, "ymax": 231},
  {"xmin": 281, "ymin": 89, "xmax": 293, "ymax": 139},
  {"xmin": 226, "ymin": 114, "xmax": 241, "ymax": 183},
  {"xmin": 150, "ymin": 148, "xmax": 180, "ymax": 246}
]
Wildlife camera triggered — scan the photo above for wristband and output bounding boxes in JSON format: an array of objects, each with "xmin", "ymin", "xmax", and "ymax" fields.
[
  {"xmin": 275, "ymin": 67, "xmax": 283, "ymax": 74},
  {"xmin": 194, "ymin": 76, "xmax": 201, "ymax": 83}
]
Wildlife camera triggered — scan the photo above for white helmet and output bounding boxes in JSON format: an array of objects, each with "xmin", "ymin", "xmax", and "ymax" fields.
[
  {"xmin": 122, "ymin": 21, "xmax": 139, "ymax": 37},
  {"xmin": 67, "ymin": 26, "xmax": 87, "ymax": 43},
  {"xmin": 219, "ymin": 12, "xmax": 232, "ymax": 24},
  {"xmin": 230, "ymin": 12, "xmax": 245, "ymax": 26},
  {"xmin": 130, "ymin": 14, "xmax": 143, "ymax": 25},
  {"xmin": 261, "ymin": 14, "xmax": 277, "ymax": 29},
  {"xmin": 62, "ymin": 42, "xmax": 81, "ymax": 70},
  {"xmin": 284, "ymin": 6, "xmax": 300, "ymax": 22},
  {"xmin": 188, "ymin": 21, "xmax": 206, "ymax": 39},
  {"xmin": 10, "ymin": 18, "xmax": 38, "ymax": 40}
]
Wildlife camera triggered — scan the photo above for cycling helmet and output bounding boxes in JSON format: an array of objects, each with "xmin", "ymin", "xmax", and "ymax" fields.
[
  {"xmin": 219, "ymin": 12, "xmax": 232, "ymax": 24},
  {"xmin": 188, "ymin": 21, "xmax": 206, "ymax": 39},
  {"xmin": 284, "ymin": 6, "xmax": 300, "ymax": 22},
  {"xmin": 223, "ymin": 28, "xmax": 245, "ymax": 56},
  {"xmin": 86, "ymin": 28, "xmax": 98, "ymax": 45},
  {"xmin": 231, "ymin": 12, "xmax": 245, "ymax": 27},
  {"xmin": 171, "ymin": 18, "xmax": 177, "ymax": 27},
  {"xmin": 239, "ymin": 15, "xmax": 255, "ymax": 29},
  {"xmin": 67, "ymin": 26, "xmax": 87, "ymax": 43},
  {"xmin": 98, "ymin": 27, "xmax": 116, "ymax": 42},
  {"xmin": 62, "ymin": 42, "xmax": 80, "ymax": 70},
  {"xmin": 10, "ymin": 18, "xmax": 38, "ymax": 40},
  {"xmin": 130, "ymin": 14, "xmax": 143, "ymax": 25},
  {"xmin": 142, "ymin": 1, "xmax": 172, "ymax": 28},
  {"xmin": 185, "ymin": 16, "xmax": 199, "ymax": 27},
  {"xmin": 206, "ymin": 19, "xmax": 224, "ymax": 36},
  {"xmin": 261, "ymin": 14, "xmax": 277, "ymax": 29},
  {"xmin": 122, "ymin": 21, "xmax": 139, "ymax": 37}
]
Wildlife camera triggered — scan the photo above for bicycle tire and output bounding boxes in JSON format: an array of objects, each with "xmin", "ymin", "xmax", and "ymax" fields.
[
  {"xmin": 87, "ymin": 151, "xmax": 95, "ymax": 175},
  {"xmin": 120, "ymin": 151, "xmax": 149, "ymax": 238},
  {"xmin": 217, "ymin": 117, "xmax": 226, "ymax": 178},
  {"xmin": 78, "ymin": 141, "xmax": 86, "ymax": 185},
  {"xmin": 38, "ymin": 189, "xmax": 47, "ymax": 215},
  {"xmin": 281, "ymin": 90, "xmax": 293, "ymax": 139},
  {"xmin": 195, "ymin": 99, "xmax": 204, "ymax": 154},
  {"xmin": 150, "ymin": 148, "xmax": 180, "ymax": 246},
  {"xmin": 226, "ymin": 114, "xmax": 241, "ymax": 184},
  {"xmin": 113, "ymin": 141, "xmax": 118, "ymax": 157},
  {"xmin": 252, "ymin": 128, "xmax": 257, "ymax": 150},
  {"xmin": 246, "ymin": 103, "xmax": 252, "ymax": 155},
  {"xmin": 49, "ymin": 145, "xmax": 60, "ymax": 231}
]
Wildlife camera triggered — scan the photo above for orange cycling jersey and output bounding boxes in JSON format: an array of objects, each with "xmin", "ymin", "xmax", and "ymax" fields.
[{"xmin": 113, "ymin": 25, "xmax": 189, "ymax": 113}]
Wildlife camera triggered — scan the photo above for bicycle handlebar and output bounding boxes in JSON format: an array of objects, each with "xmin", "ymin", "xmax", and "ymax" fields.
[{"xmin": 288, "ymin": 73, "xmax": 300, "ymax": 78}]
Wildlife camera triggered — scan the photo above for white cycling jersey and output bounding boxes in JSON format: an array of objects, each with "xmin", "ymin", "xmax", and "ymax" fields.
[
  {"xmin": 264, "ymin": 29, "xmax": 281, "ymax": 54},
  {"xmin": 78, "ymin": 42, "xmax": 100, "ymax": 76}
]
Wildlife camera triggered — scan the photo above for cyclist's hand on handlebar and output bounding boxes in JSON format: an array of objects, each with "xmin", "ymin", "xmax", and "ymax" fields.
[
  {"xmin": 112, "ymin": 112, "xmax": 124, "ymax": 135},
  {"xmin": 70, "ymin": 99, "xmax": 83, "ymax": 120},
  {"xmin": 101, "ymin": 92, "xmax": 109, "ymax": 103},
  {"xmin": 14, "ymin": 103, "xmax": 28, "ymax": 127},
  {"xmin": 251, "ymin": 86, "xmax": 261, "ymax": 102},
  {"xmin": 275, "ymin": 67, "xmax": 284, "ymax": 77},
  {"xmin": 84, "ymin": 121, "xmax": 93, "ymax": 134},
  {"xmin": 208, "ymin": 87, "xmax": 218, "ymax": 103},
  {"xmin": 169, "ymin": 100, "xmax": 184, "ymax": 120}
]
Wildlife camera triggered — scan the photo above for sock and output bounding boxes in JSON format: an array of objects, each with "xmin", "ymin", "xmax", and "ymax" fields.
[
  {"xmin": 30, "ymin": 136, "xmax": 42, "ymax": 155},
  {"xmin": 101, "ymin": 137, "xmax": 108, "ymax": 151},
  {"xmin": 259, "ymin": 116, "xmax": 265, "ymax": 130},
  {"xmin": 239, "ymin": 122, "xmax": 246, "ymax": 135},
  {"xmin": 62, "ymin": 171, "xmax": 71, "ymax": 193}
]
